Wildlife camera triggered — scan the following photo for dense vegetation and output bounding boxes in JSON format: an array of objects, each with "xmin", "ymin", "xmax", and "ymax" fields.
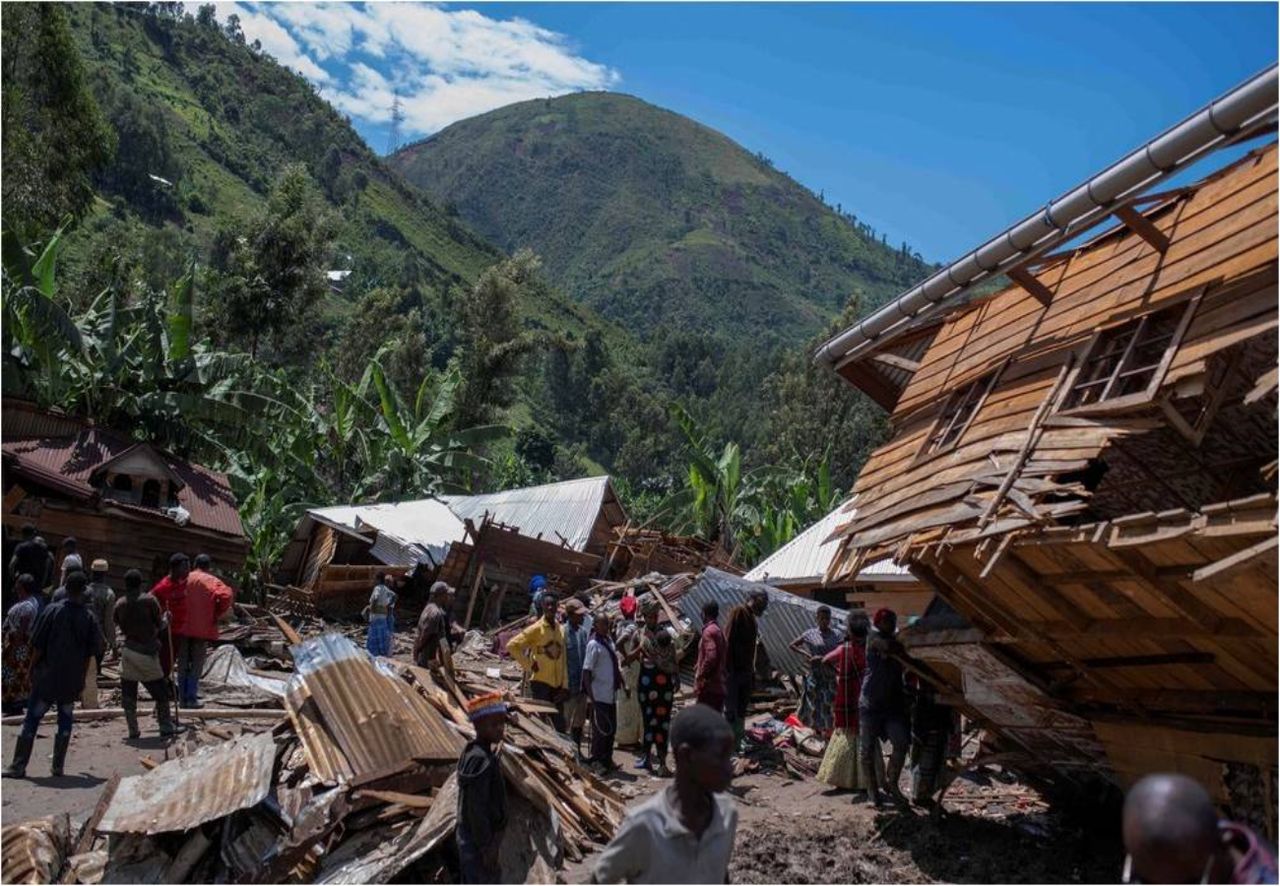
[{"xmin": 2, "ymin": 3, "xmax": 914, "ymax": 586}]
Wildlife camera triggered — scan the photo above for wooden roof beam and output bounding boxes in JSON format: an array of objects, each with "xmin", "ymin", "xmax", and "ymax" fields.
[
  {"xmin": 1006, "ymin": 265, "xmax": 1054, "ymax": 306},
  {"xmin": 1112, "ymin": 204, "xmax": 1170, "ymax": 253},
  {"xmin": 869, "ymin": 351, "xmax": 922, "ymax": 373}
]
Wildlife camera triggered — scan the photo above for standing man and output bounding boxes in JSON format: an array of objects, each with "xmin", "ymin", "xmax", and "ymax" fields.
[
  {"xmin": 3, "ymin": 571, "xmax": 104, "ymax": 778},
  {"xmin": 527, "ymin": 574, "xmax": 548, "ymax": 616},
  {"xmin": 8, "ymin": 524, "xmax": 48, "ymax": 590},
  {"xmin": 582, "ymin": 613, "xmax": 621, "ymax": 773},
  {"xmin": 724, "ymin": 589, "xmax": 768, "ymax": 753},
  {"xmin": 562, "ymin": 598, "xmax": 594, "ymax": 761},
  {"xmin": 178, "ymin": 553, "xmax": 235, "ymax": 708},
  {"xmin": 456, "ymin": 691, "xmax": 509, "ymax": 884},
  {"xmin": 506, "ymin": 592, "xmax": 567, "ymax": 732},
  {"xmin": 57, "ymin": 538, "xmax": 80, "ymax": 586},
  {"xmin": 415, "ymin": 581, "xmax": 460, "ymax": 670},
  {"xmin": 82, "ymin": 559, "xmax": 117, "ymax": 708},
  {"xmin": 693, "ymin": 600, "xmax": 727, "ymax": 712},
  {"xmin": 113, "ymin": 569, "xmax": 176, "ymax": 739},
  {"xmin": 860, "ymin": 608, "xmax": 910, "ymax": 808}
]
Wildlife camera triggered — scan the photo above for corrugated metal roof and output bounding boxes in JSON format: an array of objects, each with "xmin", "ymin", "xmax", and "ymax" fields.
[
  {"xmin": 308, "ymin": 499, "xmax": 463, "ymax": 567},
  {"xmin": 286, "ymin": 634, "xmax": 462, "ymax": 784},
  {"xmin": 440, "ymin": 476, "xmax": 614, "ymax": 552},
  {"xmin": 743, "ymin": 502, "xmax": 911, "ymax": 585},
  {"xmin": 1, "ymin": 814, "xmax": 70, "ymax": 884},
  {"xmin": 2, "ymin": 428, "xmax": 245, "ymax": 538},
  {"xmin": 97, "ymin": 732, "xmax": 278, "ymax": 834},
  {"xmin": 679, "ymin": 568, "xmax": 849, "ymax": 678}
]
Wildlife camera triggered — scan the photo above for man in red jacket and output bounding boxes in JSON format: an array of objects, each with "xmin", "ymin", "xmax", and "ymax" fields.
[
  {"xmin": 694, "ymin": 600, "xmax": 727, "ymax": 712},
  {"xmin": 151, "ymin": 553, "xmax": 233, "ymax": 708}
]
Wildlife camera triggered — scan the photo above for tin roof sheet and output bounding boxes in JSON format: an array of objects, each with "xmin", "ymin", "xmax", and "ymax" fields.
[
  {"xmin": 97, "ymin": 731, "xmax": 277, "ymax": 834},
  {"xmin": 679, "ymin": 568, "xmax": 850, "ymax": 677},
  {"xmin": 440, "ymin": 475, "xmax": 618, "ymax": 552},
  {"xmin": 308, "ymin": 499, "xmax": 463, "ymax": 566},
  {"xmin": 743, "ymin": 502, "xmax": 911, "ymax": 586}
]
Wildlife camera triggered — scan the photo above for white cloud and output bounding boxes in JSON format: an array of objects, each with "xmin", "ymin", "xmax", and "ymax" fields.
[{"xmin": 215, "ymin": 2, "xmax": 620, "ymax": 140}]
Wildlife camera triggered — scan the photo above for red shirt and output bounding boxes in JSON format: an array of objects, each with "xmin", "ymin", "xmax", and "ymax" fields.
[
  {"xmin": 694, "ymin": 621, "xmax": 728, "ymax": 701},
  {"xmin": 151, "ymin": 571, "xmax": 233, "ymax": 641},
  {"xmin": 824, "ymin": 641, "xmax": 867, "ymax": 731}
]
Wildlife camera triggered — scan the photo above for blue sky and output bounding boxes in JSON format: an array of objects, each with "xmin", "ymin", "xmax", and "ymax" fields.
[{"xmin": 222, "ymin": 2, "xmax": 1277, "ymax": 261}]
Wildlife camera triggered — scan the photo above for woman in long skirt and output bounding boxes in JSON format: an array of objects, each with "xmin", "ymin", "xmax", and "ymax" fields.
[
  {"xmin": 1, "ymin": 576, "xmax": 39, "ymax": 714},
  {"xmin": 817, "ymin": 614, "xmax": 880, "ymax": 794},
  {"xmin": 790, "ymin": 606, "xmax": 840, "ymax": 735},
  {"xmin": 624, "ymin": 594, "xmax": 680, "ymax": 777},
  {"xmin": 613, "ymin": 594, "xmax": 644, "ymax": 747}
]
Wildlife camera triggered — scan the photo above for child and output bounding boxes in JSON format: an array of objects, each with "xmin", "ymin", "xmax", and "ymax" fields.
[
  {"xmin": 456, "ymin": 691, "xmax": 509, "ymax": 884},
  {"xmin": 591, "ymin": 704, "xmax": 738, "ymax": 884}
]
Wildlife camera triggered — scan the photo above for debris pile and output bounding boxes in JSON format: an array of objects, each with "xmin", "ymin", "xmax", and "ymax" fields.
[
  {"xmin": 608, "ymin": 527, "xmax": 741, "ymax": 579},
  {"xmin": 26, "ymin": 634, "xmax": 626, "ymax": 885}
]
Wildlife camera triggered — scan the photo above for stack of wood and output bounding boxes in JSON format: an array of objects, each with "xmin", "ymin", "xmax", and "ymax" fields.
[
  {"xmin": 608, "ymin": 527, "xmax": 741, "ymax": 579},
  {"xmin": 30, "ymin": 633, "xmax": 627, "ymax": 885}
]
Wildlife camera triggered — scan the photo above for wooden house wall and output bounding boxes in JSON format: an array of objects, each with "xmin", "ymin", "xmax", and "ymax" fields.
[
  {"xmin": 827, "ymin": 144, "xmax": 1278, "ymax": 576},
  {"xmin": 3, "ymin": 496, "xmax": 248, "ymax": 586}
]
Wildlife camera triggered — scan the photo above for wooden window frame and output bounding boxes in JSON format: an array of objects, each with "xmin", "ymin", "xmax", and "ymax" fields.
[
  {"xmin": 912, "ymin": 362, "xmax": 1005, "ymax": 465},
  {"xmin": 1058, "ymin": 290, "xmax": 1204, "ymax": 417}
]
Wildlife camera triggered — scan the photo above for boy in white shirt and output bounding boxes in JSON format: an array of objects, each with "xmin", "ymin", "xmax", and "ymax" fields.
[{"xmin": 592, "ymin": 704, "xmax": 738, "ymax": 884}]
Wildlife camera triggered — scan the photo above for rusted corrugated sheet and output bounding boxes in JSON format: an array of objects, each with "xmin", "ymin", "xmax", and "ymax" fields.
[
  {"xmin": 97, "ymin": 732, "xmax": 278, "ymax": 834},
  {"xmin": 1, "ymin": 814, "xmax": 70, "ymax": 884},
  {"xmin": 680, "ymin": 569, "xmax": 848, "ymax": 677},
  {"xmin": 287, "ymin": 635, "xmax": 462, "ymax": 784}
]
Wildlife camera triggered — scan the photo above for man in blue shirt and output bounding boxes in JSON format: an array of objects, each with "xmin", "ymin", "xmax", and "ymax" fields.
[{"xmin": 562, "ymin": 597, "xmax": 593, "ymax": 761}]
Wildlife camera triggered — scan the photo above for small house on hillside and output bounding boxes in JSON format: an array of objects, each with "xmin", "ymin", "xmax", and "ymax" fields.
[
  {"xmin": 2, "ymin": 401, "xmax": 249, "ymax": 588},
  {"xmin": 812, "ymin": 69, "xmax": 1277, "ymax": 827},
  {"xmin": 743, "ymin": 503, "xmax": 932, "ymax": 617},
  {"xmin": 277, "ymin": 476, "xmax": 629, "ymax": 621}
]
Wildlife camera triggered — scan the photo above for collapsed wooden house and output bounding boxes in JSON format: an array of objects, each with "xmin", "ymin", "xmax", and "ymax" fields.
[
  {"xmin": 276, "ymin": 476, "xmax": 629, "ymax": 620},
  {"xmin": 814, "ymin": 70, "xmax": 1278, "ymax": 826},
  {"xmin": 1, "ymin": 401, "xmax": 249, "ymax": 589}
]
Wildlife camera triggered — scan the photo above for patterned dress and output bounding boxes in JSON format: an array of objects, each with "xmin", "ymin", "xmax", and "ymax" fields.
[
  {"xmin": 2, "ymin": 596, "xmax": 38, "ymax": 706},
  {"xmin": 637, "ymin": 624, "xmax": 679, "ymax": 759},
  {"xmin": 796, "ymin": 626, "xmax": 841, "ymax": 733}
]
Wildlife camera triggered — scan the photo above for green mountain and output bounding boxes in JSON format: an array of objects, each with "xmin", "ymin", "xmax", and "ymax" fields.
[
  {"xmin": 390, "ymin": 91, "xmax": 934, "ymax": 342},
  {"xmin": 55, "ymin": 3, "xmax": 612, "ymax": 345}
]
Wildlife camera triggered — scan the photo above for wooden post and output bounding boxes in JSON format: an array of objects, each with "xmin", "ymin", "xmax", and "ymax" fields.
[{"xmin": 463, "ymin": 563, "xmax": 486, "ymax": 630}]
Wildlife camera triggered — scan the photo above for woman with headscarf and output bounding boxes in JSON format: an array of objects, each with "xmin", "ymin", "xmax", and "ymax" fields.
[
  {"xmin": 816, "ymin": 613, "xmax": 880, "ymax": 796},
  {"xmin": 622, "ymin": 593, "xmax": 679, "ymax": 777},
  {"xmin": 613, "ymin": 593, "xmax": 644, "ymax": 748},
  {"xmin": 789, "ymin": 605, "xmax": 841, "ymax": 735}
]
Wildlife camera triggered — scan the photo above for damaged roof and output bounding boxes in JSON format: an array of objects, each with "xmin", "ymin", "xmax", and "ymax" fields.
[
  {"xmin": 440, "ymin": 475, "xmax": 625, "ymax": 552},
  {"xmin": 743, "ymin": 502, "xmax": 913, "ymax": 586}
]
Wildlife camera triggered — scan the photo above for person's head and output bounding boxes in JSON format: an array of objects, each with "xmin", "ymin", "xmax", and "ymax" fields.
[
  {"xmin": 375, "ymin": 571, "xmax": 387, "ymax": 586},
  {"xmin": 61, "ymin": 553, "xmax": 83, "ymax": 575},
  {"xmin": 63, "ymin": 570, "xmax": 88, "ymax": 598},
  {"xmin": 618, "ymin": 594, "xmax": 638, "ymax": 621},
  {"xmin": 701, "ymin": 600, "xmax": 720, "ymax": 624},
  {"xmin": 539, "ymin": 592, "xmax": 559, "ymax": 622},
  {"xmin": 1122, "ymin": 774, "xmax": 1224, "ymax": 884},
  {"xmin": 593, "ymin": 612, "xmax": 612, "ymax": 637},
  {"xmin": 124, "ymin": 569, "xmax": 143, "ymax": 597},
  {"xmin": 529, "ymin": 574, "xmax": 547, "ymax": 595},
  {"xmin": 431, "ymin": 581, "xmax": 453, "ymax": 602},
  {"xmin": 873, "ymin": 608, "xmax": 897, "ymax": 637},
  {"xmin": 847, "ymin": 612, "xmax": 871, "ymax": 642},
  {"xmin": 20, "ymin": 523, "xmax": 35, "ymax": 541},
  {"xmin": 563, "ymin": 597, "xmax": 587, "ymax": 628},
  {"xmin": 748, "ymin": 589, "xmax": 769, "ymax": 616},
  {"xmin": 91, "ymin": 559, "xmax": 109, "ymax": 581},
  {"xmin": 193, "ymin": 554, "xmax": 212, "ymax": 571},
  {"xmin": 816, "ymin": 606, "xmax": 832, "ymax": 632},
  {"xmin": 61, "ymin": 537, "xmax": 77, "ymax": 554},
  {"xmin": 14, "ymin": 574, "xmax": 35, "ymax": 599},
  {"xmin": 640, "ymin": 594, "xmax": 660, "ymax": 627},
  {"xmin": 169, "ymin": 552, "xmax": 190, "ymax": 580},
  {"xmin": 671, "ymin": 704, "xmax": 735, "ymax": 794},
  {"xmin": 466, "ymin": 692, "xmax": 509, "ymax": 745}
]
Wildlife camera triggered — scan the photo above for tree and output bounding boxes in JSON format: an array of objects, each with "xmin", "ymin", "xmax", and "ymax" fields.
[
  {"xmin": 2, "ymin": 3, "xmax": 116, "ymax": 238},
  {"xmin": 206, "ymin": 164, "xmax": 336, "ymax": 360},
  {"xmin": 452, "ymin": 249, "xmax": 547, "ymax": 428}
]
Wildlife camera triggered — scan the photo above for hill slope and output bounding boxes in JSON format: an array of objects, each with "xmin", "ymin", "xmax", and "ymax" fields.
[{"xmin": 391, "ymin": 92, "xmax": 934, "ymax": 341}]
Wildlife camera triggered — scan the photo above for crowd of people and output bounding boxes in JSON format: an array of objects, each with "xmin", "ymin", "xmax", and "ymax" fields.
[{"xmin": 2, "ymin": 522, "xmax": 234, "ymax": 778}]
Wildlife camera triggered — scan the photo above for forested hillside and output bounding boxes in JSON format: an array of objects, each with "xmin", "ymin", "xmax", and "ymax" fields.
[{"xmin": 2, "ymin": 2, "xmax": 910, "ymax": 581}]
